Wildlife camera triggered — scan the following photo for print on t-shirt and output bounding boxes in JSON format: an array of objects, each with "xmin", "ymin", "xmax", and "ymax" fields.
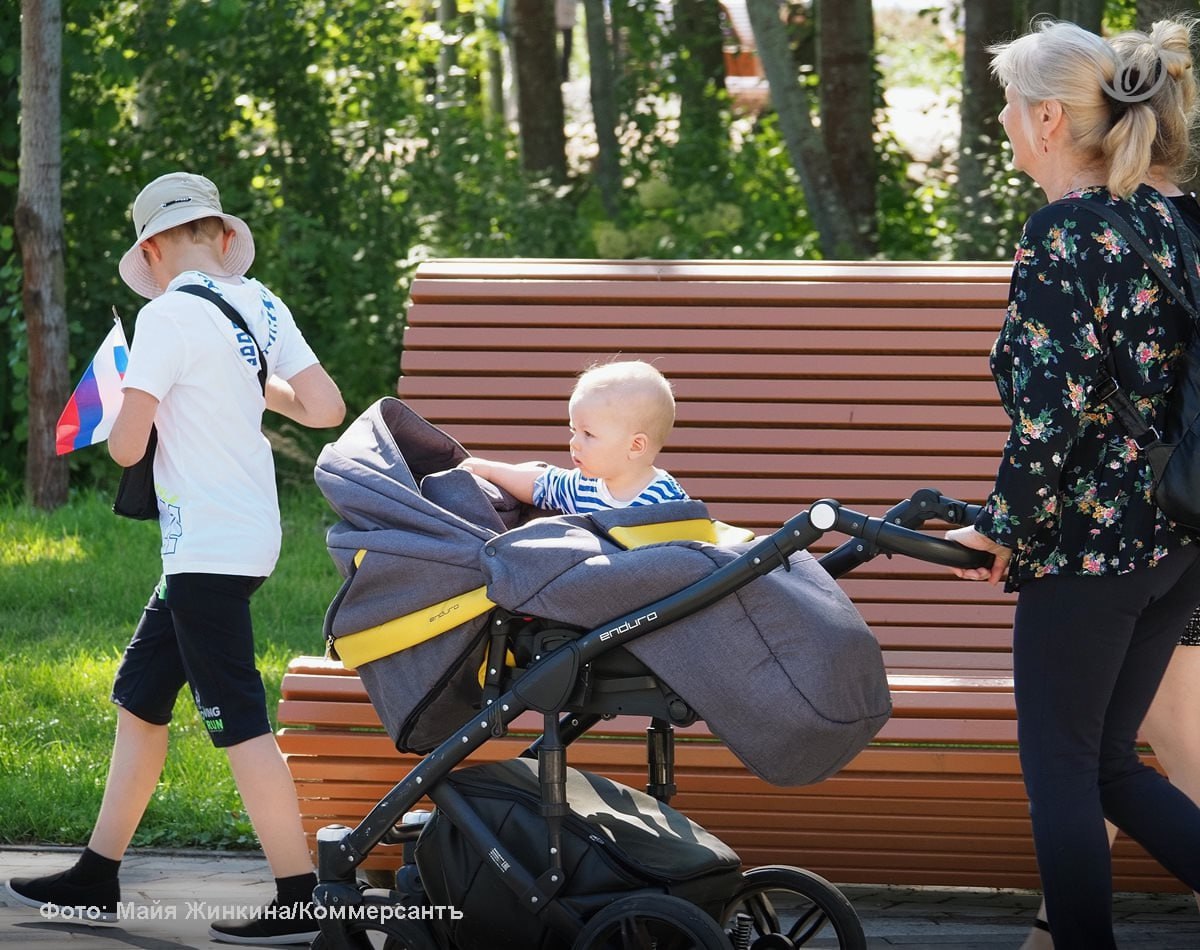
[{"xmin": 162, "ymin": 503, "xmax": 182, "ymax": 556}]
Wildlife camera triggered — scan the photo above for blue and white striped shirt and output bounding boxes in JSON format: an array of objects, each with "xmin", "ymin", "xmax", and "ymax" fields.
[{"xmin": 532, "ymin": 466, "xmax": 688, "ymax": 514}]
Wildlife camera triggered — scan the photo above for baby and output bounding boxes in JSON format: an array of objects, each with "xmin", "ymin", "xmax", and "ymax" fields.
[{"xmin": 459, "ymin": 360, "xmax": 688, "ymax": 514}]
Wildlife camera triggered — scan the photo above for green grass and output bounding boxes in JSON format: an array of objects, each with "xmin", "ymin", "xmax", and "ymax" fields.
[{"xmin": 0, "ymin": 488, "xmax": 344, "ymax": 849}]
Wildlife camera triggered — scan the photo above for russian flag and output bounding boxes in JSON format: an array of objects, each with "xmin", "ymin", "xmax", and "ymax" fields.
[{"xmin": 55, "ymin": 320, "xmax": 130, "ymax": 455}]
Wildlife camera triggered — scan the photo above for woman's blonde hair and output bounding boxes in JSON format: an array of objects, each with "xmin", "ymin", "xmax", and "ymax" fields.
[
  {"xmin": 1110, "ymin": 20, "xmax": 1199, "ymax": 184},
  {"xmin": 990, "ymin": 18, "xmax": 1198, "ymax": 196}
]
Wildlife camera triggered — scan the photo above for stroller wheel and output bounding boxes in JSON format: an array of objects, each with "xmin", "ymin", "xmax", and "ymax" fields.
[
  {"xmin": 571, "ymin": 893, "xmax": 732, "ymax": 949},
  {"xmin": 309, "ymin": 891, "xmax": 440, "ymax": 950},
  {"xmin": 719, "ymin": 866, "xmax": 866, "ymax": 950}
]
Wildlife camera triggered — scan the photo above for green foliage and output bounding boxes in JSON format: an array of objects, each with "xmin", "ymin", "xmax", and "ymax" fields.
[
  {"xmin": 0, "ymin": 1, "xmax": 20, "ymax": 495},
  {"xmin": 0, "ymin": 236, "xmax": 22, "ymax": 496},
  {"xmin": 1103, "ymin": 0, "xmax": 1138, "ymax": 33},
  {"xmin": 585, "ymin": 111, "xmax": 819, "ymax": 259},
  {"xmin": 875, "ymin": 130, "xmax": 957, "ymax": 262},
  {"xmin": 951, "ymin": 141, "xmax": 1044, "ymax": 260},
  {"xmin": 876, "ymin": 4, "xmax": 961, "ymax": 91},
  {"xmin": 5, "ymin": 0, "xmax": 1038, "ymax": 489}
]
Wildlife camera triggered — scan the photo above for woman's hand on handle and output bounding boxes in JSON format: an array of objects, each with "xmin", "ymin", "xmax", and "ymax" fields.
[{"xmin": 944, "ymin": 527, "xmax": 1012, "ymax": 585}]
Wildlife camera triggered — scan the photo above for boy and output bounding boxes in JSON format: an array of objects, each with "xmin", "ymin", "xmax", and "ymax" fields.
[
  {"xmin": 4, "ymin": 172, "xmax": 345, "ymax": 946},
  {"xmin": 460, "ymin": 360, "xmax": 688, "ymax": 512}
]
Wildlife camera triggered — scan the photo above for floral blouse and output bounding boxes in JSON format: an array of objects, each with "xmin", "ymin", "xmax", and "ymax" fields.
[{"xmin": 975, "ymin": 184, "xmax": 1196, "ymax": 587}]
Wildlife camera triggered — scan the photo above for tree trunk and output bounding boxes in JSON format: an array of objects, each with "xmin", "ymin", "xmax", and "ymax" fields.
[
  {"xmin": 746, "ymin": 0, "xmax": 865, "ymax": 257},
  {"xmin": 957, "ymin": 0, "xmax": 1015, "ymax": 259},
  {"xmin": 1137, "ymin": 1, "xmax": 1195, "ymax": 32},
  {"xmin": 438, "ymin": 0, "xmax": 459, "ymax": 102},
  {"xmin": 584, "ymin": 0, "xmax": 621, "ymax": 216},
  {"xmin": 1023, "ymin": 1, "xmax": 1060, "ymax": 20},
  {"xmin": 671, "ymin": 0, "xmax": 728, "ymax": 175},
  {"xmin": 1020, "ymin": 4, "xmax": 1101, "ymax": 47},
  {"xmin": 1059, "ymin": 0, "xmax": 1102, "ymax": 32},
  {"xmin": 485, "ymin": 41, "xmax": 506, "ymax": 126},
  {"xmin": 816, "ymin": 0, "xmax": 877, "ymax": 254},
  {"xmin": 18, "ymin": 0, "xmax": 69, "ymax": 509},
  {"xmin": 509, "ymin": 0, "xmax": 567, "ymax": 178}
]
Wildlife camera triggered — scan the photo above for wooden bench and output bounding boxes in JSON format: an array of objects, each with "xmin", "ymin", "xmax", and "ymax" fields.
[
  {"xmin": 278, "ymin": 259, "xmax": 1179, "ymax": 893},
  {"xmin": 719, "ymin": 0, "xmax": 770, "ymax": 112}
]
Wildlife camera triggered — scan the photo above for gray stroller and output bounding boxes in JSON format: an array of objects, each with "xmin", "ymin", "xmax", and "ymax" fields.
[{"xmin": 307, "ymin": 398, "xmax": 989, "ymax": 950}]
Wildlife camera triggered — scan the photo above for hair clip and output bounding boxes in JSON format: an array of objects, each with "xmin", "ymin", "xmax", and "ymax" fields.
[{"xmin": 1102, "ymin": 54, "xmax": 1167, "ymax": 104}]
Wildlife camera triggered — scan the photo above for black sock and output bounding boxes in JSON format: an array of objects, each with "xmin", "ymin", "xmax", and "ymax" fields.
[
  {"xmin": 70, "ymin": 848, "xmax": 121, "ymax": 883},
  {"xmin": 275, "ymin": 871, "xmax": 317, "ymax": 906}
]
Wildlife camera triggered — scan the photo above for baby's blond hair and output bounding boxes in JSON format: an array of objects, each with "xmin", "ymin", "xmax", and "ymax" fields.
[{"xmin": 570, "ymin": 360, "xmax": 677, "ymax": 449}]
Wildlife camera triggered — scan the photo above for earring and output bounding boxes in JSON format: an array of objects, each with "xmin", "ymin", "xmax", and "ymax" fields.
[{"xmin": 1041, "ymin": 137, "xmax": 1049, "ymax": 153}]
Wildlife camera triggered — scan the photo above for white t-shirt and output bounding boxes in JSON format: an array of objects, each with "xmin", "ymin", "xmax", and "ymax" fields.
[{"xmin": 121, "ymin": 271, "xmax": 319, "ymax": 577}]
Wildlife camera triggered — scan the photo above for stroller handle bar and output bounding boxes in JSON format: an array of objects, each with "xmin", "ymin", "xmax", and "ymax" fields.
[
  {"xmin": 819, "ymin": 487, "xmax": 985, "ymax": 579},
  {"xmin": 858, "ymin": 510, "xmax": 989, "ymax": 567}
]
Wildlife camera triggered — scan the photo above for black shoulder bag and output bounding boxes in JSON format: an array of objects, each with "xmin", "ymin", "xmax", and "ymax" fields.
[
  {"xmin": 112, "ymin": 284, "xmax": 268, "ymax": 520},
  {"xmin": 1059, "ymin": 197, "xmax": 1200, "ymax": 532}
]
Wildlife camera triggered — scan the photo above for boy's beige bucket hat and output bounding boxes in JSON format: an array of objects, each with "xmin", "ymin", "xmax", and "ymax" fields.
[{"xmin": 118, "ymin": 172, "xmax": 255, "ymax": 299}]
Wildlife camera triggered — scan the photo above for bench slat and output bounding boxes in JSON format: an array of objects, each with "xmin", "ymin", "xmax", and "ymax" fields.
[
  {"xmin": 406, "ymin": 326, "xmax": 1001, "ymax": 355},
  {"xmin": 399, "ymin": 377, "xmax": 1002, "ymax": 404},
  {"xmin": 403, "ymin": 351, "xmax": 996, "ymax": 380},
  {"xmin": 406, "ymin": 304, "xmax": 1007, "ymax": 330},
  {"xmin": 409, "ymin": 259, "xmax": 1014, "ymax": 284},
  {"xmin": 408, "ymin": 279, "xmax": 1009, "ymax": 306},
  {"xmin": 402, "ymin": 398, "xmax": 1009, "ymax": 430},
  {"xmin": 414, "ymin": 423, "xmax": 1006, "ymax": 454}
]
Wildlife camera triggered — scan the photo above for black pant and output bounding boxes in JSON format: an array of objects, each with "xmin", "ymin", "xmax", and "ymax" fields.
[
  {"xmin": 112, "ymin": 573, "xmax": 269, "ymax": 748},
  {"xmin": 1014, "ymin": 544, "xmax": 1200, "ymax": 949}
]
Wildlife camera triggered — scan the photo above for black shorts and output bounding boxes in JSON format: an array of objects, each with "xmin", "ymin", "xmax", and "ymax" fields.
[{"xmin": 111, "ymin": 573, "xmax": 269, "ymax": 748}]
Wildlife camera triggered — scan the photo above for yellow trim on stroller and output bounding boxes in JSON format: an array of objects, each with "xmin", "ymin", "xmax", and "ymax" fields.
[
  {"xmin": 336, "ymin": 519, "xmax": 751, "ymax": 671},
  {"xmin": 335, "ymin": 584, "xmax": 495, "ymax": 670},
  {"xmin": 607, "ymin": 518, "xmax": 756, "ymax": 549}
]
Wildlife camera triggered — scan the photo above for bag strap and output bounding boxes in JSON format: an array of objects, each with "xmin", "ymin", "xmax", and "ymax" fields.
[
  {"xmin": 1166, "ymin": 197, "xmax": 1200, "ymax": 314},
  {"xmin": 176, "ymin": 283, "xmax": 268, "ymax": 394},
  {"xmin": 1060, "ymin": 197, "xmax": 1200, "ymax": 322},
  {"xmin": 1058, "ymin": 196, "xmax": 1200, "ymax": 447}
]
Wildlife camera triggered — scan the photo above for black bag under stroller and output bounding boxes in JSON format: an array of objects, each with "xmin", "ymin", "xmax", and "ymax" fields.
[
  {"xmin": 414, "ymin": 759, "xmax": 743, "ymax": 950},
  {"xmin": 307, "ymin": 398, "xmax": 991, "ymax": 950}
]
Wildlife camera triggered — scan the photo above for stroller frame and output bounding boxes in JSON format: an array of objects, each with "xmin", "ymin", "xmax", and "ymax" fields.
[{"xmin": 312, "ymin": 491, "xmax": 987, "ymax": 950}]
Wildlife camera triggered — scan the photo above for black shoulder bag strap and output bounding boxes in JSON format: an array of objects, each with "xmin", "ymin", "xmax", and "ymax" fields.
[
  {"xmin": 1059, "ymin": 197, "xmax": 1200, "ymax": 449},
  {"xmin": 114, "ymin": 283, "xmax": 269, "ymax": 520},
  {"xmin": 176, "ymin": 283, "xmax": 269, "ymax": 394}
]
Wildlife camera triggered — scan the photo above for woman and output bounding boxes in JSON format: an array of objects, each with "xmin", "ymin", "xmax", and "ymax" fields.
[
  {"xmin": 946, "ymin": 18, "xmax": 1200, "ymax": 949},
  {"xmin": 1018, "ymin": 21, "xmax": 1200, "ymax": 950},
  {"xmin": 1020, "ymin": 27, "xmax": 1200, "ymax": 950}
]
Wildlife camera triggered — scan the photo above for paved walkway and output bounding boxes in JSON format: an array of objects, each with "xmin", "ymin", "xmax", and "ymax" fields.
[{"xmin": 2, "ymin": 847, "xmax": 1197, "ymax": 948}]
